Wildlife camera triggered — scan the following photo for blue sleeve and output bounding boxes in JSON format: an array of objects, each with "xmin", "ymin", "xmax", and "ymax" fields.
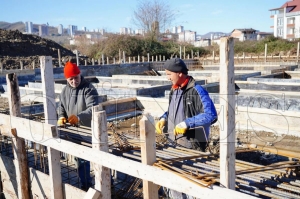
[{"xmin": 185, "ymin": 85, "xmax": 217, "ymax": 128}]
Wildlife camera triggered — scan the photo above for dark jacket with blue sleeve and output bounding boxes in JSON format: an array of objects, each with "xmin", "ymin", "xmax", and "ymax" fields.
[{"xmin": 160, "ymin": 77, "xmax": 217, "ymax": 148}]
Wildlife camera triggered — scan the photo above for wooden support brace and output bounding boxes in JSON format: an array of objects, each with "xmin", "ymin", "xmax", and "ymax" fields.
[
  {"xmin": 219, "ymin": 37, "xmax": 236, "ymax": 190},
  {"xmin": 84, "ymin": 188, "xmax": 101, "ymax": 199},
  {"xmin": 92, "ymin": 107, "xmax": 111, "ymax": 198},
  {"xmin": 40, "ymin": 56, "xmax": 63, "ymax": 199},
  {"xmin": 140, "ymin": 113, "xmax": 158, "ymax": 199},
  {"xmin": 6, "ymin": 73, "xmax": 30, "ymax": 199}
]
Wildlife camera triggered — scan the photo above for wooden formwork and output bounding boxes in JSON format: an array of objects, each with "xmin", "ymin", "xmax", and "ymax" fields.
[{"xmin": 0, "ymin": 38, "xmax": 257, "ymax": 199}]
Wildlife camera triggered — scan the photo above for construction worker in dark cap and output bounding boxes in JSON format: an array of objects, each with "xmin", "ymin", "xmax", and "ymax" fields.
[
  {"xmin": 156, "ymin": 57, "xmax": 217, "ymax": 150},
  {"xmin": 155, "ymin": 57, "xmax": 217, "ymax": 198},
  {"xmin": 57, "ymin": 61, "xmax": 99, "ymax": 190}
]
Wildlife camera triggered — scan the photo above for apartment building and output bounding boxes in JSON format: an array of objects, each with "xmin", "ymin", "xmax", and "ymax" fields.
[
  {"xmin": 25, "ymin": 21, "xmax": 33, "ymax": 34},
  {"xmin": 230, "ymin": 28, "xmax": 258, "ymax": 41},
  {"xmin": 270, "ymin": 0, "xmax": 300, "ymax": 39}
]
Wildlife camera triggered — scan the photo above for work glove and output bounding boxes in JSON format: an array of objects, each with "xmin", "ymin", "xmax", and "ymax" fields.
[
  {"xmin": 174, "ymin": 121, "xmax": 188, "ymax": 136},
  {"xmin": 57, "ymin": 117, "xmax": 67, "ymax": 126},
  {"xmin": 155, "ymin": 118, "xmax": 166, "ymax": 134},
  {"xmin": 68, "ymin": 115, "xmax": 79, "ymax": 125}
]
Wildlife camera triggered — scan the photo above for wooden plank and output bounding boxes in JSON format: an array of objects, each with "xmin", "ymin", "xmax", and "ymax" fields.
[
  {"xmin": 2, "ymin": 124, "xmax": 256, "ymax": 199},
  {"xmin": 0, "ymin": 113, "xmax": 56, "ymax": 138},
  {"xmin": 219, "ymin": 37, "xmax": 236, "ymax": 189},
  {"xmin": 140, "ymin": 113, "xmax": 158, "ymax": 199},
  {"xmin": 63, "ymin": 183, "xmax": 86, "ymax": 199},
  {"xmin": 40, "ymin": 56, "xmax": 63, "ymax": 199},
  {"xmin": 6, "ymin": 73, "xmax": 30, "ymax": 199},
  {"xmin": 84, "ymin": 188, "xmax": 101, "ymax": 199},
  {"xmin": 92, "ymin": 109, "xmax": 111, "ymax": 198},
  {"xmin": 0, "ymin": 155, "xmax": 18, "ymax": 198}
]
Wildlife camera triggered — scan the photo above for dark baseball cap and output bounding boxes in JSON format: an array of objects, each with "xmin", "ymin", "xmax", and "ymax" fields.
[{"xmin": 164, "ymin": 58, "xmax": 188, "ymax": 73}]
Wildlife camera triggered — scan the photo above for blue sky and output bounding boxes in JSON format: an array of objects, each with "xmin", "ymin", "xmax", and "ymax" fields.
[{"xmin": 1, "ymin": 0, "xmax": 287, "ymax": 35}]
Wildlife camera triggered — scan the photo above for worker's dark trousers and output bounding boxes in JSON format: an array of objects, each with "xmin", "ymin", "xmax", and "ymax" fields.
[{"xmin": 74, "ymin": 157, "xmax": 92, "ymax": 189}]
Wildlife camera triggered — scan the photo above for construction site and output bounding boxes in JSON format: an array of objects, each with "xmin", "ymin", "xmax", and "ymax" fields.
[{"xmin": 0, "ymin": 33, "xmax": 300, "ymax": 199}]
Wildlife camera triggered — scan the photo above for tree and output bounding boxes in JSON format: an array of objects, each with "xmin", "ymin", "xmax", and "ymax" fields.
[{"xmin": 132, "ymin": 0, "xmax": 176, "ymax": 39}]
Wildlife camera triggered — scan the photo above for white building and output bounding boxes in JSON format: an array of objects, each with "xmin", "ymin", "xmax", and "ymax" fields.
[
  {"xmin": 172, "ymin": 26, "xmax": 177, "ymax": 34},
  {"xmin": 270, "ymin": 0, "xmax": 300, "ymax": 39},
  {"xmin": 25, "ymin": 21, "xmax": 33, "ymax": 34},
  {"xmin": 39, "ymin": 25, "xmax": 48, "ymax": 36},
  {"xmin": 82, "ymin": 27, "xmax": 87, "ymax": 32},
  {"xmin": 177, "ymin": 26, "xmax": 184, "ymax": 33},
  {"xmin": 178, "ymin": 30, "xmax": 196, "ymax": 43},
  {"xmin": 68, "ymin": 25, "xmax": 77, "ymax": 36},
  {"xmin": 120, "ymin": 27, "xmax": 128, "ymax": 35},
  {"xmin": 58, "ymin": 24, "xmax": 63, "ymax": 35}
]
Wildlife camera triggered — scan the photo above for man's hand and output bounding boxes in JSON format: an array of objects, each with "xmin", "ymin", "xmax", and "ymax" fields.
[
  {"xmin": 155, "ymin": 118, "xmax": 166, "ymax": 134},
  {"xmin": 68, "ymin": 115, "xmax": 79, "ymax": 125},
  {"xmin": 174, "ymin": 121, "xmax": 188, "ymax": 136},
  {"xmin": 57, "ymin": 117, "xmax": 67, "ymax": 126}
]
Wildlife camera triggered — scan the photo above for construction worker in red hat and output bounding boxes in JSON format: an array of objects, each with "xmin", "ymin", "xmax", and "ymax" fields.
[{"xmin": 57, "ymin": 61, "xmax": 98, "ymax": 190}]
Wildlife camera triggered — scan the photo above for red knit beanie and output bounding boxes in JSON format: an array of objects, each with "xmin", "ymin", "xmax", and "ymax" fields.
[{"xmin": 64, "ymin": 61, "xmax": 80, "ymax": 79}]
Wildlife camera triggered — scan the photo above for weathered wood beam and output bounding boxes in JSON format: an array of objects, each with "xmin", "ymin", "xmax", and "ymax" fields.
[
  {"xmin": 40, "ymin": 56, "xmax": 63, "ymax": 199},
  {"xmin": 219, "ymin": 37, "xmax": 236, "ymax": 189},
  {"xmin": 140, "ymin": 113, "xmax": 158, "ymax": 199},
  {"xmin": 92, "ymin": 108, "xmax": 111, "ymax": 198},
  {"xmin": 84, "ymin": 188, "xmax": 101, "ymax": 199},
  {"xmin": 6, "ymin": 73, "xmax": 30, "ymax": 199}
]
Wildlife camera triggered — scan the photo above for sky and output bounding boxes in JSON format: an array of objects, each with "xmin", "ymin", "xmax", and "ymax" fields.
[{"xmin": 0, "ymin": 0, "xmax": 287, "ymax": 35}]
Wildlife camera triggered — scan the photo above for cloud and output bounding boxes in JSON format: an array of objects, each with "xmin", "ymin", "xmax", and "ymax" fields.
[{"xmin": 211, "ymin": 9, "xmax": 223, "ymax": 15}]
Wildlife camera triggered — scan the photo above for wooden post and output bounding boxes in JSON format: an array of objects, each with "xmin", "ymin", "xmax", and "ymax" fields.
[
  {"xmin": 6, "ymin": 73, "xmax": 30, "ymax": 199},
  {"xmin": 156, "ymin": 55, "xmax": 158, "ymax": 62},
  {"xmin": 32, "ymin": 61, "xmax": 35, "ymax": 69},
  {"xmin": 107, "ymin": 57, "xmax": 109, "ymax": 65},
  {"xmin": 119, "ymin": 49, "xmax": 121, "ymax": 64},
  {"xmin": 191, "ymin": 50, "xmax": 194, "ymax": 59},
  {"xmin": 297, "ymin": 42, "xmax": 299, "ymax": 63},
  {"xmin": 20, "ymin": 61, "xmax": 23, "ymax": 70},
  {"xmin": 243, "ymin": 52, "xmax": 245, "ymax": 63},
  {"xmin": 129, "ymin": 57, "xmax": 131, "ymax": 63},
  {"xmin": 92, "ymin": 107, "xmax": 111, "ymax": 198},
  {"xmin": 147, "ymin": 53, "xmax": 150, "ymax": 62},
  {"xmin": 113, "ymin": 57, "xmax": 116, "ymax": 64},
  {"xmin": 213, "ymin": 50, "xmax": 215, "ymax": 62},
  {"xmin": 40, "ymin": 56, "xmax": 63, "ymax": 199},
  {"xmin": 163, "ymin": 55, "xmax": 165, "ymax": 61},
  {"xmin": 219, "ymin": 37, "xmax": 236, "ymax": 190},
  {"xmin": 264, "ymin": 44, "xmax": 267, "ymax": 63},
  {"xmin": 179, "ymin": 46, "xmax": 182, "ymax": 59},
  {"xmin": 85, "ymin": 59, "xmax": 87, "ymax": 66},
  {"xmin": 76, "ymin": 50, "xmax": 79, "ymax": 66},
  {"xmin": 138, "ymin": 55, "xmax": 140, "ymax": 63},
  {"xmin": 133, "ymin": 56, "xmax": 136, "ymax": 63},
  {"xmin": 183, "ymin": 46, "xmax": 186, "ymax": 59},
  {"xmin": 0, "ymin": 62, "xmax": 3, "ymax": 73},
  {"xmin": 102, "ymin": 54, "xmax": 105, "ymax": 65},
  {"xmin": 123, "ymin": 51, "xmax": 126, "ymax": 63},
  {"xmin": 159, "ymin": 55, "xmax": 161, "ymax": 61},
  {"xmin": 92, "ymin": 58, "xmax": 95, "ymax": 65},
  {"xmin": 140, "ymin": 113, "xmax": 158, "ymax": 199},
  {"xmin": 58, "ymin": 49, "xmax": 62, "ymax": 67},
  {"xmin": 187, "ymin": 54, "xmax": 190, "ymax": 59}
]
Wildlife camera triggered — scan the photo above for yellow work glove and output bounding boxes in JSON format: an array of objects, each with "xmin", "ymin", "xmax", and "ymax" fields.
[
  {"xmin": 174, "ymin": 121, "xmax": 188, "ymax": 136},
  {"xmin": 68, "ymin": 115, "xmax": 79, "ymax": 125},
  {"xmin": 57, "ymin": 117, "xmax": 66, "ymax": 126},
  {"xmin": 155, "ymin": 118, "xmax": 166, "ymax": 134}
]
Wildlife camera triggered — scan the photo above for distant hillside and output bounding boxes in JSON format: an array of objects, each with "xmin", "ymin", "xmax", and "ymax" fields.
[
  {"xmin": 200, "ymin": 32, "xmax": 230, "ymax": 39},
  {"xmin": 0, "ymin": 21, "xmax": 25, "ymax": 31},
  {"xmin": 0, "ymin": 21, "xmax": 62, "ymax": 36}
]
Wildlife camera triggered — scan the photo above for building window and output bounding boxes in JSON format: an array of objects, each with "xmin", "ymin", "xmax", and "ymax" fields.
[
  {"xmin": 277, "ymin": 18, "xmax": 283, "ymax": 26},
  {"xmin": 277, "ymin": 28, "xmax": 283, "ymax": 36}
]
